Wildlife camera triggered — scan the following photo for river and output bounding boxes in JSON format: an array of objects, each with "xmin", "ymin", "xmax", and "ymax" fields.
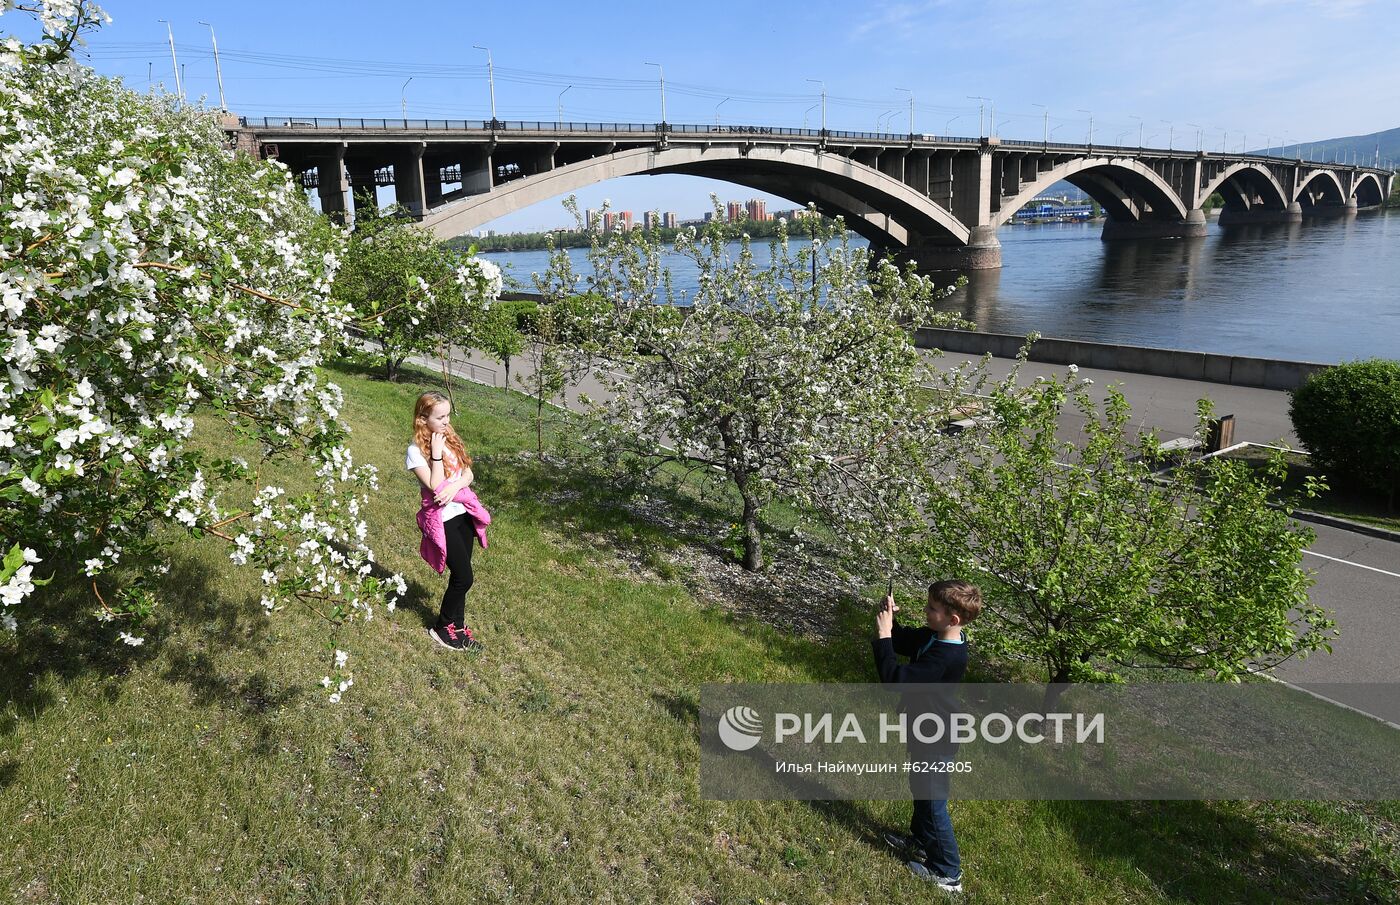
[{"xmin": 482, "ymin": 211, "xmax": 1400, "ymax": 364}]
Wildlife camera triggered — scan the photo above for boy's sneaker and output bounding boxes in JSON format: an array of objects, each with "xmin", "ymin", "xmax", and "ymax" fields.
[
  {"xmin": 907, "ymin": 860, "xmax": 963, "ymax": 893},
  {"xmin": 882, "ymin": 831, "xmax": 927, "ymax": 862},
  {"xmin": 428, "ymin": 623, "xmax": 481, "ymax": 651}
]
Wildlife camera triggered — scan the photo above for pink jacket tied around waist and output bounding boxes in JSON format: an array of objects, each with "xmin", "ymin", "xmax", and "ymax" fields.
[{"xmin": 417, "ymin": 482, "xmax": 491, "ymax": 574}]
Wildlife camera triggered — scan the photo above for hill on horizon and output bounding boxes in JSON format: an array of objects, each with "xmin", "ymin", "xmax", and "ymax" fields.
[{"xmin": 1249, "ymin": 125, "xmax": 1399, "ymax": 166}]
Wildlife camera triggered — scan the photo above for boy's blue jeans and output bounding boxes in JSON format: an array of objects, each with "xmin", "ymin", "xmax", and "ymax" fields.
[
  {"xmin": 910, "ymin": 762, "xmax": 961, "ymax": 879},
  {"xmin": 910, "ymin": 797, "xmax": 961, "ymax": 879}
]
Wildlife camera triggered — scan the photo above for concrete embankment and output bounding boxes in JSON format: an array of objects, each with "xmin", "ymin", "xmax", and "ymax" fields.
[{"xmin": 914, "ymin": 327, "xmax": 1330, "ymax": 392}]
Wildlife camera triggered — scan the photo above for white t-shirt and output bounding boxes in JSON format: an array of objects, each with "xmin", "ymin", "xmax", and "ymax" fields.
[{"xmin": 406, "ymin": 443, "xmax": 467, "ymax": 522}]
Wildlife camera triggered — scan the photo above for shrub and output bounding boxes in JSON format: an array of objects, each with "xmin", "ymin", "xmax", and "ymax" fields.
[{"xmin": 1289, "ymin": 359, "xmax": 1400, "ymax": 504}]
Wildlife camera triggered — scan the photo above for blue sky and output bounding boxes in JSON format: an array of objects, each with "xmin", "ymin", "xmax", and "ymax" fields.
[{"xmin": 15, "ymin": 0, "xmax": 1398, "ymax": 231}]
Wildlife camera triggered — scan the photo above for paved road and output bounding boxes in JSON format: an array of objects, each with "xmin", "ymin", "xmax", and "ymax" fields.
[{"xmin": 434, "ymin": 344, "xmax": 1399, "ymax": 723}]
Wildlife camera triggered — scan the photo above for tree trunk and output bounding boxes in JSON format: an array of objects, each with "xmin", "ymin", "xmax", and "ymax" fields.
[
  {"xmin": 504, "ymin": 356, "xmax": 512, "ymax": 391},
  {"xmin": 385, "ymin": 356, "xmax": 402, "ymax": 382},
  {"xmin": 739, "ymin": 482, "xmax": 763, "ymax": 572}
]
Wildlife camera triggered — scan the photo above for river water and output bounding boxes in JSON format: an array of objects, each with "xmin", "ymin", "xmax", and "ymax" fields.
[{"xmin": 483, "ymin": 211, "xmax": 1399, "ymax": 364}]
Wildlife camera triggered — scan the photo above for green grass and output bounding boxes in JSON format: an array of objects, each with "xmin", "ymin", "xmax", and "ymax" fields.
[
  {"xmin": 1, "ymin": 362, "xmax": 1397, "ymax": 903},
  {"xmin": 1221, "ymin": 447, "xmax": 1400, "ymax": 533}
]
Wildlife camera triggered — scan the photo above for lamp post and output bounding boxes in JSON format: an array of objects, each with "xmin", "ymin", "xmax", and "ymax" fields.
[
  {"xmin": 400, "ymin": 76, "xmax": 413, "ymax": 119},
  {"xmin": 1161, "ymin": 120, "xmax": 1174, "ymax": 151},
  {"xmin": 472, "ymin": 45, "xmax": 496, "ymax": 124},
  {"xmin": 557, "ymin": 85, "xmax": 571, "ymax": 123},
  {"xmin": 158, "ymin": 19, "xmax": 182, "ymax": 104},
  {"xmin": 802, "ymin": 103, "xmax": 819, "ymax": 130},
  {"xmin": 945, "ymin": 113, "xmax": 964, "ymax": 136},
  {"xmin": 1077, "ymin": 108, "xmax": 1093, "ymax": 145},
  {"xmin": 644, "ymin": 61, "xmax": 666, "ymax": 125},
  {"xmin": 1187, "ymin": 122, "xmax": 1203, "ymax": 151},
  {"xmin": 1129, "ymin": 113, "xmax": 1143, "ymax": 147},
  {"xmin": 967, "ymin": 95, "xmax": 989, "ymax": 138},
  {"xmin": 1032, "ymin": 103, "xmax": 1048, "ymax": 144},
  {"xmin": 806, "ymin": 79, "xmax": 826, "ymax": 132},
  {"xmin": 994, "ymin": 118, "xmax": 1011, "ymax": 139},
  {"xmin": 896, "ymin": 86, "xmax": 914, "ymax": 135},
  {"xmin": 715, "ymin": 96, "xmax": 730, "ymax": 126},
  {"xmin": 197, "ymin": 20, "xmax": 225, "ymax": 110}
]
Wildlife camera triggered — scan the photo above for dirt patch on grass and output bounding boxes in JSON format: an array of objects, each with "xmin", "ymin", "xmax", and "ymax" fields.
[{"xmin": 514, "ymin": 453, "xmax": 867, "ymax": 640}]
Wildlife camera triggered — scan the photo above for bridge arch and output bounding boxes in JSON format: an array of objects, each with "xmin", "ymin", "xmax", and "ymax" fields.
[
  {"xmin": 994, "ymin": 157, "xmax": 1189, "ymax": 226},
  {"xmin": 419, "ymin": 144, "xmax": 970, "ymax": 247},
  {"xmin": 1352, "ymin": 171, "xmax": 1386, "ymax": 206},
  {"xmin": 1199, "ymin": 163, "xmax": 1290, "ymax": 212},
  {"xmin": 1294, "ymin": 169, "xmax": 1347, "ymax": 207}
]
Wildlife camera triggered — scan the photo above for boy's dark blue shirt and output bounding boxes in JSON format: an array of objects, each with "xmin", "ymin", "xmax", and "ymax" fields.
[
  {"xmin": 872, "ymin": 621, "xmax": 969, "ymax": 686},
  {"xmin": 873, "ymin": 621, "xmax": 969, "ymax": 762}
]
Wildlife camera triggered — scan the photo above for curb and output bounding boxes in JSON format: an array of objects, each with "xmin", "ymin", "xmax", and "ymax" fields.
[{"xmin": 1289, "ymin": 508, "xmax": 1400, "ymax": 543}]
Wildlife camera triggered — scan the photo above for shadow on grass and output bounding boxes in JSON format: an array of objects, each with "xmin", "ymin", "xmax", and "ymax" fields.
[
  {"xmin": 482, "ymin": 454, "xmax": 872, "ymax": 679},
  {"xmin": 1048, "ymin": 798, "xmax": 1392, "ymax": 903},
  {"xmin": 0, "ymin": 553, "xmax": 274, "ymax": 725}
]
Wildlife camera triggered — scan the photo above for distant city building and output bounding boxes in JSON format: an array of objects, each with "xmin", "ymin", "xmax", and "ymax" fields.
[
  {"xmin": 602, "ymin": 211, "xmax": 615, "ymax": 232},
  {"xmin": 643, "ymin": 211, "xmax": 659, "ymax": 230},
  {"xmin": 663, "ymin": 211, "xmax": 678, "ymax": 229},
  {"xmin": 583, "ymin": 208, "xmax": 596, "ymax": 230},
  {"xmin": 618, "ymin": 210, "xmax": 634, "ymax": 231},
  {"xmin": 746, "ymin": 199, "xmax": 767, "ymax": 221},
  {"xmin": 726, "ymin": 201, "xmax": 744, "ymax": 222},
  {"xmin": 703, "ymin": 211, "xmax": 714, "ymax": 223}
]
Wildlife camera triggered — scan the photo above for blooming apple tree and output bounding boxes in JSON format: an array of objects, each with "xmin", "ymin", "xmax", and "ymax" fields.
[
  {"xmin": 333, "ymin": 204, "xmax": 503, "ymax": 382},
  {"xmin": 916, "ymin": 362, "xmax": 1336, "ymax": 685},
  {"xmin": 539, "ymin": 199, "xmax": 976, "ymax": 571},
  {"xmin": 0, "ymin": 1, "xmax": 404, "ymax": 695}
]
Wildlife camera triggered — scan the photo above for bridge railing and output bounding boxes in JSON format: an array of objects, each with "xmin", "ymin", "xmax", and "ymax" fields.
[
  {"xmin": 236, "ymin": 118, "xmax": 1392, "ymax": 173},
  {"xmin": 237, "ymin": 116, "xmax": 981, "ymax": 145}
]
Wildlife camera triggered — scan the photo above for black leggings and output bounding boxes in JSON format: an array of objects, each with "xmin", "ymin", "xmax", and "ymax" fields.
[{"xmin": 437, "ymin": 514, "xmax": 475, "ymax": 629}]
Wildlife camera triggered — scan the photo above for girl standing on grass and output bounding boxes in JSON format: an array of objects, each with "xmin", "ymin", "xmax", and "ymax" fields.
[{"xmin": 408, "ymin": 391, "xmax": 491, "ymax": 651}]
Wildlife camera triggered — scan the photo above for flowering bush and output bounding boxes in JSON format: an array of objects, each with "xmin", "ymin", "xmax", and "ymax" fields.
[
  {"xmin": 0, "ymin": 1, "xmax": 403, "ymax": 697},
  {"xmin": 333, "ymin": 205, "xmax": 503, "ymax": 381}
]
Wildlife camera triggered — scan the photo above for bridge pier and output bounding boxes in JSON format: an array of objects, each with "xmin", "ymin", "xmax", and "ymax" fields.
[
  {"xmin": 1101, "ymin": 208, "xmax": 1208, "ymax": 240},
  {"xmin": 315, "ymin": 145, "xmax": 350, "ymax": 226},
  {"xmin": 906, "ymin": 226, "xmax": 1003, "ymax": 272},
  {"xmin": 1218, "ymin": 202, "xmax": 1303, "ymax": 225},
  {"xmin": 393, "ymin": 144, "xmax": 427, "ymax": 219}
]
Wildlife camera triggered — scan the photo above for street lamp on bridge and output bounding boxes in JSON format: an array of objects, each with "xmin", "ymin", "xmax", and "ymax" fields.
[
  {"xmin": 1161, "ymin": 120, "xmax": 1174, "ymax": 151},
  {"xmin": 944, "ymin": 113, "xmax": 965, "ymax": 136},
  {"xmin": 557, "ymin": 85, "xmax": 572, "ymax": 123},
  {"xmin": 802, "ymin": 103, "xmax": 819, "ymax": 130},
  {"xmin": 1031, "ymin": 103, "xmax": 1048, "ymax": 144},
  {"xmin": 967, "ymin": 95, "xmax": 990, "ymax": 138},
  {"xmin": 643, "ymin": 62, "xmax": 667, "ymax": 126},
  {"xmin": 196, "ymin": 20, "xmax": 226, "ymax": 111},
  {"xmin": 715, "ymin": 96, "xmax": 730, "ymax": 126},
  {"xmin": 806, "ymin": 79, "xmax": 826, "ymax": 132},
  {"xmin": 472, "ymin": 45, "xmax": 496, "ymax": 124},
  {"xmin": 1129, "ymin": 114, "xmax": 1143, "ymax": 147},
  {"xmin": 896, "ymin": 87, "xmax": 914, "ymax": 135},
  {"xmin": 1077, "ymin": 108, "xmax": 1093, "ymax": 145},
  {"xmin": 400, "ymin": 76, "xmax": 413, "ymax": 120},
  {"xmin": 1186, "ymin": 122, "xmax": 1203, "ymax": 151},
  {"xmin": 157, "ymin": 19, "xmax": 183, "ymax": 105}
]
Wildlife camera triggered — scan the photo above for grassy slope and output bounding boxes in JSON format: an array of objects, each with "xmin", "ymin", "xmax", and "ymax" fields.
[{"xmin": 1, "ymin": 362, "xmax": 1396, "ymax": 904}]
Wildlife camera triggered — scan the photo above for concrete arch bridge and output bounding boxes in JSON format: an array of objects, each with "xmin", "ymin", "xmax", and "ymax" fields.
[{"xmin": 236, "ymin": 118, "xmax": 1394, "ymax": 270}]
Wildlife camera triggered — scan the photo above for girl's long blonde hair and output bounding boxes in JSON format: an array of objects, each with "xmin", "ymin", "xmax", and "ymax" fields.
[{"xmin": 412, "ymin": 391, "xmax": 472, "ymax": 477}]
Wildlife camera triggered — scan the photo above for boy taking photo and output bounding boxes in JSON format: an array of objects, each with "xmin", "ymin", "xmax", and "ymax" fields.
[{"xmin": 873, "ymin": 579, "xmax": 984, "ymax": 895}]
